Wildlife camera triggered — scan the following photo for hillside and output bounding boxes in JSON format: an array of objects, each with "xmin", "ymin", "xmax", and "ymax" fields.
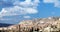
[
  {"xmin": 0, "ymin": 17, "xmax": 60, "ymax": 32},
  {"xmin": 0, "ymin": 23, "xmax": 13, "ymax": 27}
]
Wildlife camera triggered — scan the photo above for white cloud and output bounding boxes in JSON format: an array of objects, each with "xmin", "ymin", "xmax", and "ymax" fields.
[
  {"xmin": 2, "ymin": 0, "xmax": 19, "ymax": 3},
  {"xmin": 23, "ymin": 16, "xmax": 31, "ymax": 18},
  {"xmin": 0, "ymin": 0, "xmax": 40, "ymax": 17},
  {"xmin": 13, "ymin": 0, "xmax": 40, "ymax": 8},
  {"xmin": 54, "ymin": 1, "xmax": 60, "ymax": 8},
  {"xmin": 25, "ymin": 8, "xmax": 38, "ymax": 14},
  {"xmin": 43, "ymin": 0, "xmax": 60, "ymax": 8},
  {"xmin": 0, "ymin": 6, "xmax": 38, "ymax": 16},
  {"xmin": 0, "ymin": 18, "xmax": 11, "ymax": 20},
  {"xmin": 43, "ymin": 0, "xmax": 54, "ymax": 3}
]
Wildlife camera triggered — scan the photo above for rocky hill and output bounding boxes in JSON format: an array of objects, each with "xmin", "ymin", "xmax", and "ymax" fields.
[{"xmin": 0, "ymin": 17, "xmax": 60, "ymax": 32}]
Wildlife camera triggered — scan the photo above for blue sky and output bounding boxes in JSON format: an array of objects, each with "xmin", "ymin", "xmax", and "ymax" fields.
[{"xmin": 0, "ymin": 0, "xmax": 60, "ymax": 24}]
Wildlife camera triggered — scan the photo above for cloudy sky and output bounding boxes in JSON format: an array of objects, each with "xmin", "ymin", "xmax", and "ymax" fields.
[{"xmin": 0, "ymin": 0, "xmax": 60, "ymax": 24}]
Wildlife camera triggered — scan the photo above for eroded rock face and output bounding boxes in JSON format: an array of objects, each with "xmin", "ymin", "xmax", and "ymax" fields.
[
  {"xmin": 19, "ymin": 17, "xmax": 60, "ymax": 32},
  {"xmin": 0, "ymin": 17, "xmax": 60, "ymax": 32}
]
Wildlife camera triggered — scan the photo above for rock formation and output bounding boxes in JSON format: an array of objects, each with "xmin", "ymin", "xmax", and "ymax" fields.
[{"xmin": 0, "ymin": 17, "xmax": 60, "ymax": 32}]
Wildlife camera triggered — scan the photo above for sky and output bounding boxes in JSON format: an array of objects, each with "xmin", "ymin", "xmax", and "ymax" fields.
[{"xmin": 0, "ymin": 0, "xmax": 60, "ymax": 24}]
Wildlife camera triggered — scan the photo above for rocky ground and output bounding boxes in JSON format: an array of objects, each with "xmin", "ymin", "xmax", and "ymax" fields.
[{"xmin": 0, "ymin": 17, "xmax": 60, "ymax": 32}]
